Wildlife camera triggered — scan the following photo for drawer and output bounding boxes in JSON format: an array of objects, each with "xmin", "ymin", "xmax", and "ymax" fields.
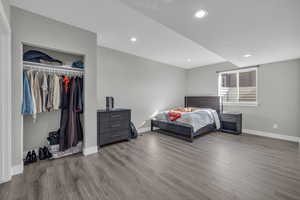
[
  {"xmin": 98, "ymin": 112, "xmax": 110, "ymax": 122},
  {"xmin": 99, "ymin": 130, "xmax": 130, "ymax": 146},
  {"xmin": 98, "ymin": 111, "xmax": 130, "ymax": 122},
  {"xmin": 99, "ymin": 120, "xmax": 129, "ymax": 133},
  {"xmin": 220, "ymin": 114, "xmax": 239, "ymax": 123},
  {"xmin": 109, "ymin": 111, "xmax": 130, "ymax": 121}
]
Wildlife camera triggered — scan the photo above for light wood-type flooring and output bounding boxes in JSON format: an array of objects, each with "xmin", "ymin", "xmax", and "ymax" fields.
[{"xmin": 1, "ymin": 131, "xmax": 299, "ymax": 200}]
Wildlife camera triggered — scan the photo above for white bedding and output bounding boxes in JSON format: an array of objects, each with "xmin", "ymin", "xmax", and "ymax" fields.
[{"xmin": 153, "ymin": 108, "xmax": 220, "ymax": 132}]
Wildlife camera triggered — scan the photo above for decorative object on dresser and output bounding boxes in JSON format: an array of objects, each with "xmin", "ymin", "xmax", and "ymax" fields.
[
  {"xmin": 97, "ymin": 109, "xmax": 131, "ymax": 146},
  {"xmin": 220, "ymin": 112, "xmax": 242, "ymax": 135},
  {"xmin": 106, "ymin": 96, "xmax": 114, "ymax": 110}
]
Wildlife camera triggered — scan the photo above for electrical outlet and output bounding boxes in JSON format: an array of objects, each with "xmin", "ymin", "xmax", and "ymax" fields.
[{"xmin": 273, "ymin": 124, "xmax": 278, "ymax": 129}]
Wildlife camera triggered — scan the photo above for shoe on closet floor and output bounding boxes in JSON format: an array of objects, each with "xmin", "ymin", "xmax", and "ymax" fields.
[
  {"xmin": 39, "ymin": 147, "xmax": 46, "ymax": 160},
  {"xmin": 31, "ymin": 150, "xmax": 38, "ymax": 163},
  {"xmin": 24, "ymin": 151, "xmax": 32, "ymax": 165},
  {"xmin": 43, "ymin": 146, "xmax": 53, "ymax": 159}
]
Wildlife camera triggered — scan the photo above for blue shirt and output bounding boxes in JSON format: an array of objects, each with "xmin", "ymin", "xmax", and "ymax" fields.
[{"xmin": 22, "ymin": 71, "xmax": 34, "ymax": 115}]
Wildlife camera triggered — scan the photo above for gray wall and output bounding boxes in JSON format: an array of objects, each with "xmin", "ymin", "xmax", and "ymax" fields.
[
  {"xmin": 1, "ymin": 0, "xmax": 9, "ymax": 22},
  {"xmin": 187, "ymin": 59, "xmax": 300, "ymax": 137},
  {"xmin": 23, "ymin": 112, "xmax": 60, "ymax": 151},
  {"xmin": 97, "ymin": 47, "xmax": 186, "ymax": 130},
  {"xmin": 11, "ymin": 7, "xmax": 97, "ymax": 167}
]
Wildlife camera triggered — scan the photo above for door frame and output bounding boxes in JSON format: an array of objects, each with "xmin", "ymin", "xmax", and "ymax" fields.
[{"xmin": 0, "ymin": 2, "xmax": 12, "ymax": 184}]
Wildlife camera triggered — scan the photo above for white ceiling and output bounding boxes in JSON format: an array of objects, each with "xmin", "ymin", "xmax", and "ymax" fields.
[
  {"xmin": 10, "ymin": 0, "xmax": 300, "ymax": 68},
  {"xmin": 121, "ymin": 0, "xmax": 300, "ymax": 67},
  {"xmin": 9, "ymin": 0, "xmax": 225, "ymax": 68}
]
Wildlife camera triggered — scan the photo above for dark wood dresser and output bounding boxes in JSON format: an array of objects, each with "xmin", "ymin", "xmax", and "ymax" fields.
[
  {"xmin": 97, "ymin": 109, "xmax": 131, "ymax": 146},
  {"xmin": 220, "ymin": 112, "xmax": 242, "ymax": 135}
]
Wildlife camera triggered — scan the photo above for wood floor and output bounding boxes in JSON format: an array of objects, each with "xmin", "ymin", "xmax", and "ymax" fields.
[{"xmin": 1, "ymin": 132, "xmax": 300, "ymax": 200}]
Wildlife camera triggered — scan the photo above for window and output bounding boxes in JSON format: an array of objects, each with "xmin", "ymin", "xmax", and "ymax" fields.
[{"xmin": 218, "ymin": 68, "xmax": 257, "ymax": 105}]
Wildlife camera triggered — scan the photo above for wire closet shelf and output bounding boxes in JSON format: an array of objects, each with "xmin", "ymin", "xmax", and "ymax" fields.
[{"xmin": 23, "ymin": 61, "xmax": 85, "ymax": 76}]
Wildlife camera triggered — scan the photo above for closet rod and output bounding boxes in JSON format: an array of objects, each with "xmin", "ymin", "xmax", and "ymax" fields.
[{"xmin": 23, "ymin": 61, "xmax": 84, "ymax": 74}]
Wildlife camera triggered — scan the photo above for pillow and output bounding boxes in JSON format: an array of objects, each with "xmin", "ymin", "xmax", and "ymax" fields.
[{"xmin": 171, "ymin": 107, "xmax": 193, "ymax": 112}]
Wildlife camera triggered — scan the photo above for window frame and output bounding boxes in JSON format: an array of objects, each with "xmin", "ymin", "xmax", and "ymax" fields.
[{"xmin": 218, "ymin": 67, "xmax": 258, "ymax": 106}]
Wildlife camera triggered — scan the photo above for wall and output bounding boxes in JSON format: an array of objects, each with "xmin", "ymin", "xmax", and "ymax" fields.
[
  {"xmin": 187, "ymin": 59, "xmax": 300, "ymax": 137},
  {"xmin": 0, "ymin": 0, "xmax": 9, "ymax": 22},
  {"xmin": 98, "ymin": 47, "xmax": 186, "ymax": 130},
  {"xmin": 0, "ymin": 0, "xmax": 11, "ymax": 183},
  {"xmin": 11, "ymin": 7, "xmax": 97, "ymax": 169}
]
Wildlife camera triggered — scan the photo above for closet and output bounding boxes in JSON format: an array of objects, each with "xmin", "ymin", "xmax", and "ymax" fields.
[{"xmin": 22, "ymin": 44, "xmax": 85, "ymax": 163}]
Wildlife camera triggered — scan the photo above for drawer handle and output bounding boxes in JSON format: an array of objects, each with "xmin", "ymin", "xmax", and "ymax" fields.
[
  {"xmin": 112, "ymin": 134, "xmax": 121, "ymax": 138},
  {"xmin": 111, "ymin": 124, "xmax": 121, "ymax": 128},
  {"xmin": 111, "ymin": 115, "xmax": 121, "ymax": 118}
]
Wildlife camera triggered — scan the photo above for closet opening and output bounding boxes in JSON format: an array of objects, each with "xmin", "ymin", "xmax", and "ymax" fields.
[{"xmin": 22, "ymin": 43, "xmax": 85, "ymax": 164}]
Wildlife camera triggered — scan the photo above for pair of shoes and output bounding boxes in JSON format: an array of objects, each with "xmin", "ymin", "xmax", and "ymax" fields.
[
  {"xmin": 24, "ymin": 150, "xmax": 37, "ymax": 165},
  {"xmin": 38, "ymin": 146, "xmax": 52, "ymax": 160}
]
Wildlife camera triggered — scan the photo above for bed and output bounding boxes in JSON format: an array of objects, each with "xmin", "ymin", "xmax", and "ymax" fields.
[{"xmin": 150, "ymin": 96, "xmax": 221, "ymax": 142}]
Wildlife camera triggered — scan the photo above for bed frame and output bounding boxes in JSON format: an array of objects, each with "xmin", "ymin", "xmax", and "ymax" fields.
[{"xmin": 151, "ymin": 96, "xmax": 221, "ymax": 142}]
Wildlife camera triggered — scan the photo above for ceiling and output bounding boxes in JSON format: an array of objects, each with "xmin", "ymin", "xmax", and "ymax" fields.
[
  {"xmin": 10, "ymin": 0, "xmax": 300, "ymax": 68},
  {"xmin": 9, "ymin": 0, "xmax": 225, "ymax": 68},
  {"xmin": 121, "ymin": 0, "xmax": 300, "ymax": 67}
]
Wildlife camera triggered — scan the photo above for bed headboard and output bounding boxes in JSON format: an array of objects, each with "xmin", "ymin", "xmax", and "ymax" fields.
[{"xmin": 185, "ymin": 96, "xmax": 221, "ymax": 113}]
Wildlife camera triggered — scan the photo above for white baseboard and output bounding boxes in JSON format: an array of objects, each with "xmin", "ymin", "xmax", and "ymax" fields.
[
  {"xmin": 138, "ymin": 127, "xmax": 151, "ymax": 134},
  {"xmin": 243, "ymin": 129, "xmax": 300, "ymax": 143},
  {"xmin": 0, "ymin": 176, "xmax": 11, "ymax": 184},
  {"xmin": 83, "ymin": 146, "xmax": 98, "ymax": 156},
  {"xmin": 11, "ymin": 164, "xmax": 23, "ymax": 176}
]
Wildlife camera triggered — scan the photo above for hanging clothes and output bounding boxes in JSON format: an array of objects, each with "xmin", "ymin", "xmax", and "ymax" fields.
[
  {"xmin": 59, "ymin": 76, "xmax": 71, "ymax": 151},
  {"xmin": 22, "ymin": 68, "xmax": 84, "ymax": 151},
  {"xmin": 41, "ymin": 73, "xmax": 48, "ymax": 112},
  {"xmin": 22, "ymin": 71, "xmax": 34, "ymax": 115},
  {"xmin": 27, "ymin": 71, "xmax": 37, "ymax": 120},
  {"xmin": 80, "ymin": 78, "xmax": 84, "ymax": 109},
  {"xmin": 59, "ymin": 76, "xmax": 83, "ymax": 151},
  {"xmin": 33, "ymin": 72, "xmax": 43, "ymax": 113},
  {"xmin": 67, "ymin": 77, "xmax": 79, "ymax": 147},
  {"xmin": 59, "ymin": 78, "xmax": 63, "ymax": 109},
  {"xmin": 73, "ymin": 78, "xmax": 83, "ymax": 142},
  {"xmin": 75, "ymin": 77, "xmax": 83, "ymax": 141},
  {"xmin": 75, "ymin": 77, "xmax": 83, "ymax": 113},
  {"xmin": 53, "ymin": 74, "xmax": 61, "ymax": 110},
  {"xmin": 63, "ymin": 76, "xmax": 70, "ymax": 91},
  {"xmin": 46, "ymin": 74, "xmax": 54, "ymax": 111}
]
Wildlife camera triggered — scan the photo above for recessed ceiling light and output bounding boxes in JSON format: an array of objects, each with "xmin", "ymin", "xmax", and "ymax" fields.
[
  {"xmin": 130, "ymin": 37, "xmax": 137, "ymax": 42},
  {"xmin": 187, "ymin": 58, "xmax": 192, "ymax": 62},
  {"xmin": 243, "ymin": 54, "xmax": 252, "ymax": 58},
  {"xmin": 194, "ymin": 10, "xmax": 208, "ymax": 19}
]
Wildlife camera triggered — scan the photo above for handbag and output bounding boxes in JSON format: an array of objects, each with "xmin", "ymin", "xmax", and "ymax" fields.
[
  {"xmin": 47, "ymin": 129, "xmax": 60, "ymax": 145},
  {"xmin": 130, "ymin": 122, "xmax": 138, "ymax": 139}
]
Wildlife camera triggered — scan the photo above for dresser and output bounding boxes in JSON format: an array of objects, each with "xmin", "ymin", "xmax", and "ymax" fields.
[
  {"xmin": 97, "ymin": 109, "xmax": 131, "ymax": 146},
  {"xmin": 220, "ymin": 112, "xmax": 242, "ymax": 135}
]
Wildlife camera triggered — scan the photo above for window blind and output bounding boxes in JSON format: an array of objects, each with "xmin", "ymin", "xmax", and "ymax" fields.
[{"xmin": 218, "ymin": 67, "xmax": 257, "ymax": 105}]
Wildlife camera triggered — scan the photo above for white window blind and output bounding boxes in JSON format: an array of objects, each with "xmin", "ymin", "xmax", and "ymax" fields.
[{"xmin": 218, "ymin": 68, "xmax": 257, "ymax": 105}]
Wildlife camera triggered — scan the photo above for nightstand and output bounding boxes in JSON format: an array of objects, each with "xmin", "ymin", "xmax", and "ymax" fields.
[{"xmin": 220, "ymin": 112, "xmax": 242, "ymax": 135}]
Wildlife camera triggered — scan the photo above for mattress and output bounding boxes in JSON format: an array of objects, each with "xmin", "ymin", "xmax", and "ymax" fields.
[{"xmin": 153, "ymin": 108, "xmax": 220, "ymax": 132}]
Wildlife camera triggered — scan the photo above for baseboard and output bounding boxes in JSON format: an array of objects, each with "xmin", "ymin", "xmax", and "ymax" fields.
[
  {"xmin": 138, "ymin": 127, "xmax": 151, "ymax": 134},
  {"xmin": 83, "ymin": 146, "xmax": 98, "ymax": 156},
  {"xmin": 243, "ymin": 129, "xmax": 300, "ymax": 143},
  {"xmin": 11, "ymin": 164, "xmax": 23, "ymax": 176},
  {"xmin": 0, "ymin": 176, "xmax": 11, "ymax": 184}
]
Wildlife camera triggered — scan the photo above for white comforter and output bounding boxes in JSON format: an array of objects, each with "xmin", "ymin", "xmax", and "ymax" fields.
[{"xmin": 153, "ymin": 108, "xmax": 220, "ymax": 132}]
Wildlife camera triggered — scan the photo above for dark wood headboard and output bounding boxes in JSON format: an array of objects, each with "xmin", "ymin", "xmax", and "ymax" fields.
[{"xmin": 185, "ymin": 96, "xmax": 221, "ymax": 113}]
